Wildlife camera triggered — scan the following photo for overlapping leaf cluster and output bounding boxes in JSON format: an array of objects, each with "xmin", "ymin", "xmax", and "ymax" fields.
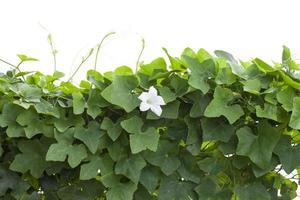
[{"xmin": 1, "ymin": 46, "xmax": 300, "ymax": 199}]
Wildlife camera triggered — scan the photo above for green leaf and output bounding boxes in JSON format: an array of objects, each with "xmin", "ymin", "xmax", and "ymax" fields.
[
  {"xmin": 114, "ymin": 66, "xmax": 133, "ymax": 76},
  {"xmin": 197, "ymin": 157, "xmax": 226, "ymax": 175},
  {"xmin": 143, "ymin": 140, "xmax": 180, "ymax": 175},
  {"xmin": 146, "ymin": 100, "xmax": 180, "ymax": 119},
  {"xmin": 279, "ymin": 70, "xmax": 300, "ymax": 90},
  {"xmin": 17, "ymin": 54, "xmax": 39, "ymax": 62},
  {"xmin": 80, "ymin": 155, "xmax": 112, "ymax": 180},
  {"xmin": 130, "ymin": 131, "xmax": 160, "ymax": 154},
  {"xmin": 276, "ymin": 86, "xmax": 295, "ymax": 112},
  {"xmin": 282, "ymin": 45, "xmax": 291, "ymax": 63},
  {"xmin": 140, "ymin": 167, "xmax": 160, "ymax": 192},
  {"xmin": 195, "ymin": 178, "xmax": 232, "ymax": 200},
  {"xmin": 53, "ymin": 71, "xmax": 65, "ymax": 80},
  {"xmin": 215, "ymin": 59, "xmax": 236, "ymax": 85},
  {"xmin": 46, "ymin": 128, "xmax": 87, "ymax": 168},
  {"xmin": 197, "ymin": 48, "xmax": 212, "ymax": 63},
  {"xmin": 243, "ymin": 78, "xmax": 261, "ymax": 95},
  {"xmin": 101, "ymin": 75, "xmax": 139, "ymax": 112},
  {"xmin": 255, "ymin": 103, "xmax": 278, "ymax": 121},
  {"xmin": 158, "ymin": 87, "xmax": 176, "ymax": 104},
  {"xmin": 214, "ymin": 50, "xmax": 245, "ymax": 77},
  {"xmin": 235, "ymin": 182, "xmax": 271, "ymax": 200},
  {"xmin": 187, "ymin": 91, "xmax": 211, "ymax": 118},
  {"xmin": 86, "ymin": 89, "xmax": 106, "ymax": 119},
  {"xmin": 57, "ymin": 181, "xmax": 104, "ymax": 200},
  {"xmin": 0, "ymin": 166, "xmax": 28, "ymax": 196},
  {"xmin": 170, "ymin": 75, "xmax": 189, "ymax": 96},
  {"xmin": 177, "ymin": 151, "xmax": 202, "ymax": 183},
  {"xmin": 72, "ymin": 92, "xmax": 85, "ymax": 115},
  {"xmin": 9, "ymin": 83, "xmax": 42, "ymax": 103},
  {"xmin": 53, "ymin": 109, "xmax": 84, "ymax": 132},
  {"xmin": 184, "ymin": 116, "xmax": 201, "ymax": 155},
  {"xmin": 274, "ymin": 136, "xmax": 300, "ymax": 174},
  {"xmin": 158, "ymin": 175, "xmax": 197, "ymax": 200},
  {"xmin": 184, "ymin": 56, "xmax": 215, "ymax": 94},
  {"xmin": 201, "ymin": 118, "xmax": 235, "ymax": 142},
  {"xmin": 253, "ymin": 58, "xmax": 276, "ymax": 73},
  {"xmin": 10, "ymin": 139, "xmax": 50, "ymax": 178},
  {"xmin": 101, "ymin": 117, "xmax": 122, "ymax": 141},
  {"xmin": 34, "ymin": 99, "xmax": 60, "ymax": 118},
  {"xmin": 106, "ymin": 181, "xmax": 137, "ymax": 200},
  {"xmin": 107, "ymin": 138, "xmax": 127, "ymax": 161},
  {"xmin": 115, "ymin": 154, "xmax": 146, "ymax": 183},
  {"xmin": 236, "ymin": 121, "xmax": 281, "ymax": 169},
  {"xmin": 162, "ymin": 48, "xmax": 183, "ymax": 70},
  {"xmin": 74, "ymin": 121, "xmax": 104, "ymax": 154},
  {"xmin": 121, "ymin": 116, "xmax": 160, "ymax": 153},
  {"xmin": 282, "ymin": 45, "xmax": 299, "ymax": 71},
  {"xmin": 16, "ymin": 108, "xmax": 53, "ymax": 138},
  {"xmin": 0, "ymin": 103, "xmax": 25, "ymax": 137},
  {"xmin": 289, "ymin": 97, "xmax": 300, "ymax": 129},
  {"xmin": 204, "ymin": 86, "xmax": 244, "ymax": 124},
  {"xmin": 139, "ymin": 57, "xmax": 167, "ymax": 75}
]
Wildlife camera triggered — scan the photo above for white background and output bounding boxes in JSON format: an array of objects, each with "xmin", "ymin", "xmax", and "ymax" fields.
[{"xmin": 1, "ymin": 0, "xmax": 300, "ymax": 82}]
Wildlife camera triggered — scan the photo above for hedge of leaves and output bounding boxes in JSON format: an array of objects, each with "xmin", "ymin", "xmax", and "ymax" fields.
[{"xmin": 1, "ymin": 46, "xmax": 300, "ymax": 200}]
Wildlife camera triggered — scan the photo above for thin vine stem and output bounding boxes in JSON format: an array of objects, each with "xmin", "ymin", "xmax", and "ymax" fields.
[
  {"xmin": 0, "ymin": 58, "xmax": 25, "ymax": 80},
  {"xmin": 15, "ymin": 61, "xmax": 25, "ymax": 81},
  {"xmin": 94, "ymin": 31, "xmax": 116, "ymax": 71},
  {"xmin": 48, "ymin": 34, "xmax": 57, "ymax": 72},
  {"xmin": 38, "ymin": 23, "xmax": 57, "ymax": 73},
  {"xmin": 135, "ymin": 37, "xmax": 145, "ymax": 72},
  {"xmin": 0, "ymin": 58, "xmax": 17, "ymax": 69},
  {"xmin": 68, "ymin": 48, "xmax": 94, "ymax": 82}
]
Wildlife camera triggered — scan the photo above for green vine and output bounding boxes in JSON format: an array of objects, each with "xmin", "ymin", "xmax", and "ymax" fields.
[{"xmin": 0, "ymin": 45, "xmax": 299, "ymax": 200}]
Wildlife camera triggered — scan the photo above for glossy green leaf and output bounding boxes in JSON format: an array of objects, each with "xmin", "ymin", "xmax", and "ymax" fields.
[
  {"xmin": 289, "ymin": 97, "xmax": 300, "ymax": 129},
  {"xmin": 204, "ymin": 86, "xmax": 244, "ymax": 124},
  {"xmin": 101, "ymin": 75, "xmax": 139, "ymax": 112},
  {"xmin": 255, "ymin": 103, "xmax": 278, "ymax": 121},
  {"xmin": 115, "ymin": 154, "xmax": 146, "ymax": 183},
  {"xmin": 72, "ymin": 92, "xmax": 85, "ymax": 115},
  {"xmin": 276, "ymin": 86, "xmax": 295, "ymax": 112},
  {"xmin": 158, "ymin": 175, "xmax": 197, "ymax": 200},
  {"xmin": 121, "ymin": 116, "xmax": 160, "ymax": 153},
  {"xmin": 17, "ymin": 54, "xmax": 39, "ymax": 62},
  {"xmin": 214, "ymin": 50, "xmax": 245, "ymax": 77},
  {"xmin": 16, "ymin": 108, "xmax": 53, "ymax": 138},
  {"xmin": 274, "ymin": 136, "xmax": 300, "ymax": 174},
  {"xmin": 46, "ymin": 128, "xmax": 87, "ymax": 168},
  {"xmin": 236, "ymin": 121, "xmax": 281, "ymax": 168},
  {"xmin": 253, "ymin": 58, "xmax": 276, "ymax": 73},
  {"xmin": 0, "ymin": 103, "xmax": 25, "ymax": 137},
  {"xmin": 143, "ymin": 140, "xmax": 180, "ymax": 175},
  {"xmin": 184, "ymin": 56, "xmax": 215, "ymax": 94},
  {"xmin": 80, "ymin": 155, "xmax": 112, "ymax": 180},
  {"xmin": 74, "ymin": 121, "xmax": 104, "ymax": 154},
  {"xmin": 101, "ymin": 117, "xmax": 122, "ymax": 141},
  {"xmin": 201, "ymin": 118, "xmax": 235, "ymax": 142},
  {"xmin": 235, "ymin": 182, "xmax": 271, "ymax": 200},
  {"xmin": 10, "ymin": 139, "xmax": 50, "ymax": 178}
]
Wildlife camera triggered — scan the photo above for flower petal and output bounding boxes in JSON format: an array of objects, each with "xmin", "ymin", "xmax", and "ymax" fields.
[
  {"xmin": 148, "ymin": 86, "xmax": 157, "ymax": 95},
  {"xmin": 150, "ymin": 105, "xmax": 163, "ymax": 116},
  {"xmin": 152, "ymin": 96, "xmax": 166, "ymax": 105},
  {"xmin": 138, "ymin": 92, "xmax": 149, "ymax": 102},
  {"xmin": 140, "ymin": 102, "xmax": 151, "ymax": 111}
]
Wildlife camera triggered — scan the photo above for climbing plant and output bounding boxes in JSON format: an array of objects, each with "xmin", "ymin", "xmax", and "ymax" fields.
[{"xmin": 0, "ymin": 45, "xmax": 300, "ymax": 199}]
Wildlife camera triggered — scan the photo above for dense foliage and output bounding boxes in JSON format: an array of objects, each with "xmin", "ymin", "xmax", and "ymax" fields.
[{"xmin": 0, "ymin": 46, "xmax": 300, "ymax": 200}]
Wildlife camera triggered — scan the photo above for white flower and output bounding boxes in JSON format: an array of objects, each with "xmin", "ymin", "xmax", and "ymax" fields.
[{"xmin": 138, "ymin": 86, "xmax": 166, "ymax": 116}]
